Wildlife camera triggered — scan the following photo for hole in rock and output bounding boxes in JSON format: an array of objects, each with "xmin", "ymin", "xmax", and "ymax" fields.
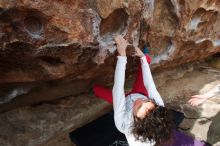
[
  {"xmin": 178, "ymin": 0, "xmax": 185, "ymax": 6},
  {"xmin": 0, "ymin": 8, "xmax": 4, "ymax": 15},
  {"xmin": 189, "ymin": 8, "xmax": 219, "ymax": 31},
  {"xmin": 99, "ymin": 8, "xmax": 128, "ymax": 37},
  {"xmin": 149, "ymin": 36, "xmax": 173, "ymax": 55},
  {"xmin": 24, "ymin": 16, "xmax": 43, "ymax": 37},
  {"xmin": 153, "ymin": 0, "xmax": 179, "ymax": 32},
  {"xmin": 188, "ymin": 8, "xmax": 217, "ymax": 30},
  {"xmin": 206, "ymin": 0, "xmax": 220, "ymax": 7},
  {"xmin": 206, "ymin": 11, "xmax": 218, "ymax": 24},
  {"xmin": 38, "ymin": 56, "xmax": 64, "ymax": 65},
  {"xmin": 211, "ymin": 52, "xmax": 220, "ymax": 58},
  {"xmin": 216, "ymin": 0, "xmax": 220, "ymax": 5},
  {"xmin": 192, "ymin": 8, "xmax": 206, "ymax": 19},
  {"xmin": 69, "ymin": 111, "xmax": 127, "ymax": 146},
  {"xmin": 207, "ymin": 0, "xmax": 215, "ymax": 6}
]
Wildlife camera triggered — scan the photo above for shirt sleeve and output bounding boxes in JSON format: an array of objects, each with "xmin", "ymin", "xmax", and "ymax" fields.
[
  {"xmin": 140, "ymin": 56, "xmax": 164, "ymax": 106},
  {"xmin": 112, "ymin": 56, "xmax": 127, "ymax": 133},
  {"xmin": 203, "ymin": 84, "xmax": 220, "ymax": 98}
]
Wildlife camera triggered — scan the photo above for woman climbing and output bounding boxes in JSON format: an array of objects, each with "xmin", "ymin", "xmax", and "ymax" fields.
[
  {"xmin": 93, "ymin": 35, "xmax": 207, "ymax": 146},
  {"xmin": 94, "ymin": 35, "xmax": 172, "ymax": 146}
]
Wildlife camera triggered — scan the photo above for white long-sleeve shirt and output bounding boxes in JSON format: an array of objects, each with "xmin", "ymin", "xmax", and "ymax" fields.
[{"xmin": 112, "ymin": 56, "xmax": 164, "ymax": 146}]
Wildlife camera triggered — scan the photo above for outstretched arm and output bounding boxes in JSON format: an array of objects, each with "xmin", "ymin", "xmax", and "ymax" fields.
[
  {"xmin": 112, "ymin": 35, "xmax": 128, "ymax": 133},
  {"xmin": 112, "ymin": 56, "xmax": 127, "ymax": 133},
  {"xmin": 188, "ymin": 84, "xmax": 220, "ymax": 106},
  {"xmin": 133, "ymin": 47, "xmax": 164, "ymax": 106},
  {"xmin": 140, "ymin": 56, "xmax": 164, "ymax": 106}
]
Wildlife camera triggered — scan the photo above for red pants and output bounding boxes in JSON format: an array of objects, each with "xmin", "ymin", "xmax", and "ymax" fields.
[{"xmin": 93, "ymin": 55, "xmax": 151, "ymax": 104}]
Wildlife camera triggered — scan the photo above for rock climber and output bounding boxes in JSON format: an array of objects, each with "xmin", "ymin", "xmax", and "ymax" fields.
[{"xmin": 93, "ymin": 35, "xmax": 173, "ymax": 146}]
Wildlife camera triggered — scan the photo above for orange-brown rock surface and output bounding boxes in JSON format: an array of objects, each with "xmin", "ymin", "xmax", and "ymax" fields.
[
  {"xmin": 1, "ymin": 0, "xmax": 220, "ymax": 83},
  {"xmin": 1, "ymin": 1, "xmax": 220, "ymax": 145},
  {"xmin": 0, "ymin": 56, "xmax": 220, "ymax": 146},
  {"xmin": 1, "ymin": 0, "xmax": 220, "ymax": 119},
  {"xmin": 1, "ymin": 0, "xmax": 220, "ymax": 112}
]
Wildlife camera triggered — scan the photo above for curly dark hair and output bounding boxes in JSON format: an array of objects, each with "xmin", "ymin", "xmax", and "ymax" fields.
[{"xmin": 132, "ymin": 103, "xmax": 173, "ymax": 145}]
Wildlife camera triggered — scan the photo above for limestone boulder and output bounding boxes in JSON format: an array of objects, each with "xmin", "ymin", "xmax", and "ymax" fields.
[
  {"xmin": 0, "ymin": 0, "xmax": 220, "ymax": 83},
  {"xmin": 1, "ymin": 0, "xmax": 220, "ymax": 141}
]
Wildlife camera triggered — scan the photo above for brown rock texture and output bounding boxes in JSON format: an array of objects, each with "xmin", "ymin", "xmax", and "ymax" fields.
[
  {"xmin": 1, "ymin": 1, "xmax": 220, "ymax": 145},
  {"xmin": 0, "ymin": 93, "xmax": 112, "ymax": 146},
  {"xmin": 0, "ymin": 0, "xmax": 220, "ymax": 120},
  {"xmin": 0, "ymin": 58, "xmax": 220, "ymax": 146},
  {"xmin": 0, "ymin": 0, "xmax": 220, "ymax": 83},
  {"xmin": 0, "ymin": 0, "xmax": 219, "ymax": 123}
]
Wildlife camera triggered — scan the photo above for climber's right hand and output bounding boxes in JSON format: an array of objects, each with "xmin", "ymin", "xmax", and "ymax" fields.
[{"xmin": 114, "ymin": 35, "xmax": 128, "ymax": 56}]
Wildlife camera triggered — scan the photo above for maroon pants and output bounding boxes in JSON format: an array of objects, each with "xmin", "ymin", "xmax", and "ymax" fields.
[{"xmin": 93, "ymin": 55, "xmax": 151, "ymax": 104}]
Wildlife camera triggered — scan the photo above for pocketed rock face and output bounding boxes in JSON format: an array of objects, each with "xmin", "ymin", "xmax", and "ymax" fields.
[
  {"xmin": 0, "ymin": 0, "xmax": 219, "ymax": 83},
  {"xmin": 0, "ymin": 0, "xmax": 220, "ymax": 113},
  {"xmin": 141, "ymin": 0, "xmax": 220, "ymax": 68},
  {"xmin": 1, "ymin": 1, "xmax": 220, "ymax": 145}
]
